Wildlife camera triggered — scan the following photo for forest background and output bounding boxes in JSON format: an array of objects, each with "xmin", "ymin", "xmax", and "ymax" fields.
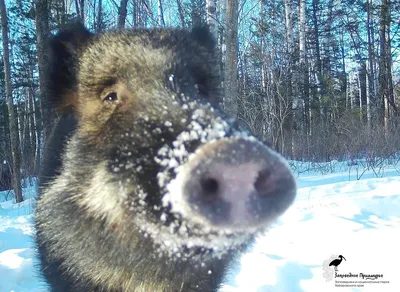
[{"xmin": 0, "ymin": 0, "xmax": 399, "ymax": 202}]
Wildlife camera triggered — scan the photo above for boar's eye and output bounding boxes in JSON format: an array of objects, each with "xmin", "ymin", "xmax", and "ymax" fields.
[{"xmin": 103, "ymin": 92, "xmax": 118, "ymax": 103}]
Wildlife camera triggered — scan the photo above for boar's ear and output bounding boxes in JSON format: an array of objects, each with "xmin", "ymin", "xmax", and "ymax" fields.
[
  {"xmin": 191, "ymin": 26, "xmax": 216, "ymax": 51},
  {"xmin": 47, "ymin": 22, "xmax": 92, "ymax": 113}
]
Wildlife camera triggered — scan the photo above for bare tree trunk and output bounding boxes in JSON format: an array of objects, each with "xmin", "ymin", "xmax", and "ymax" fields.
[
  {"xmin": 28, "ymin": 89, "xmax": 38, "ymax": 176},
  {"xmin": 133, "ymin": 0, "xmax": 143, "ymax": 27},
  {"xmin": 259, "ymin": 0, "xmax": 265, "ymax": 92},
  {"xmin": 366, "ymin": 0, "xmax": 375, "ymax": 127},
  {"xmin": 340, "ymin": 31, "xmax": 347, "ymax": 110},
  {"xmin": 299, "ymin": 0, "xmax": 310, "ymax": 137},
  {"xmin": 132, "ymin": 0, "xmax": 137, "ymax": 27},
  {"xmin": 35, "ymin": 0, "xmax": 49, "ymax": 175},
  {"xmin": 191, "ymin": 0, "xmax": 203, "ymax": 27},
  {"xmin": 92, "ymin": 0, "xmax": 96, "ymax": 29},
  {"xmin": 33, "ymin": 91, "xmax": 41, "ymax": 175},
  {"xmin": 75, "ymin": 0, "xmax": 85, "ymax": 22},
  {"xmin": 219, "ymin": 0, "xmax": 226, "ymax": 76},
  {"xmin": 118, "ymin": 0, "xmax": 129, "ymax": 28},
  {"xmin": 157, "ymin": 0, "xmax": 165, "ymax": 26},
  {"xmin": 359, "ymin": 62, "xmax": 367, "ymax": 122},
  {"xmin": 379, "ymin": 0, "xmax": 387, "ymax": 127},
  {"xmin": 379, "ymin": 0, "xmax": 395, "ymax": 131},
  {"xmin": 96, "ymin": 0, "xmax": 103, "ymax": 32},
  {"xmin": 284, "ymin": 0, "xmax": 292, "ymax": 51},
  {"xmin": 80, "ymin": 0, "xmax": 85, "ymax": 22},
  {"xmin": 311, "ymin": 0, "xmax": 321, "ymax": 117},
  {"xmin": 284, "ymin": 0, "xmax": 293, "ymax": 157},
  {"xmin": 206, "ymin": 0, "xmax": 217, "ymax": 40},
  {"xmin": 299, "ymin": 0, "xmax": 306, "ymax": 65},
  {"xmin": 0, "ymin": 0, "xmax": 23, "ymax": 202},
  {"xmin": 176, "ymin": 0, "xmax": 186, "ymax": 28},
  {"xmin": 61, "ymin": 0, "xmax": 66, "ymax": 24},
  {"xmin": 142, "ymin": 0, "xmax": 152, "ymax": 27},
  {"xmin": 223, "ymin": 0, "xmax": 238, "ymax": 117},
  {"xmin": 74, "ymin": 0, "xmax": 80, "ymax": 20},
  {"xmin": 242, "ymin": 53, "xmax": 247, "ymax": 97}
]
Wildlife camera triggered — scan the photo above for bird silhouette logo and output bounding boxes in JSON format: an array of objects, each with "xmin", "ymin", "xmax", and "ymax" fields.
[{"xmin": 329, "ymin": 255, "xmax": 346, "ymax": 271}]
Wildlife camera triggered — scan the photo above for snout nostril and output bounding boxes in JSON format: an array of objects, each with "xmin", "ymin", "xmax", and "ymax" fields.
[
  {"xmin": 201, "ymin": 177, "xmax": 219, "ymax": 195},
  {"xmin": 254, "ymin": 169, "xmax": 272, "ymax": 193}
]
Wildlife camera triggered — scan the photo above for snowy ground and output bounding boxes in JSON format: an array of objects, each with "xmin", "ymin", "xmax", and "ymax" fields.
[{"xmin": 1, "ymin": 161, "xmax": 399, "ymax": 292}]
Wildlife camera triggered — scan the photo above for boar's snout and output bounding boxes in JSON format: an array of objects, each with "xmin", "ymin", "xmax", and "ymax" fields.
[{"xmin": 178, "ymin": 137, "xmax": 296, "ymax": 230}]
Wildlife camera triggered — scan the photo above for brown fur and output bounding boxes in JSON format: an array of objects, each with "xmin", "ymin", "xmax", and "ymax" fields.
[{"xmin": 36, "ymin": 23, "xmax": 295, "ymax": 292}]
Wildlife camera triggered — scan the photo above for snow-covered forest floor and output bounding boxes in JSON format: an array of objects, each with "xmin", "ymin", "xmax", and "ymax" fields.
[{"xmin": 1, "ymin": 160, "xmax": 399, "ymax": 292}]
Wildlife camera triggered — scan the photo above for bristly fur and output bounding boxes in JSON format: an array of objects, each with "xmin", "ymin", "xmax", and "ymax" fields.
[
  {"xmin": 36, "ymin": 24, "xmax": 293, "ymax": 292},
  {"xmin": 36, "ymin": 24, "xmax": 240, "ymax": 292}
]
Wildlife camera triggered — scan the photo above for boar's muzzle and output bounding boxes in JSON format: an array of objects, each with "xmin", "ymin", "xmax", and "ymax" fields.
[{"xmin": 164, "ymin": 136, "xmax": 296, "ymax": 231}]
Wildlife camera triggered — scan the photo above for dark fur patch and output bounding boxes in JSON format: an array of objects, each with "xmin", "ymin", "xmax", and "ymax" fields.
[
  {"xmin": 36, "ymin": 24, "xmax": 295, "ymax": 292},
  {"xmin": 46, "ymin": 22, "xmax": 92, "ymax": 112}
]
